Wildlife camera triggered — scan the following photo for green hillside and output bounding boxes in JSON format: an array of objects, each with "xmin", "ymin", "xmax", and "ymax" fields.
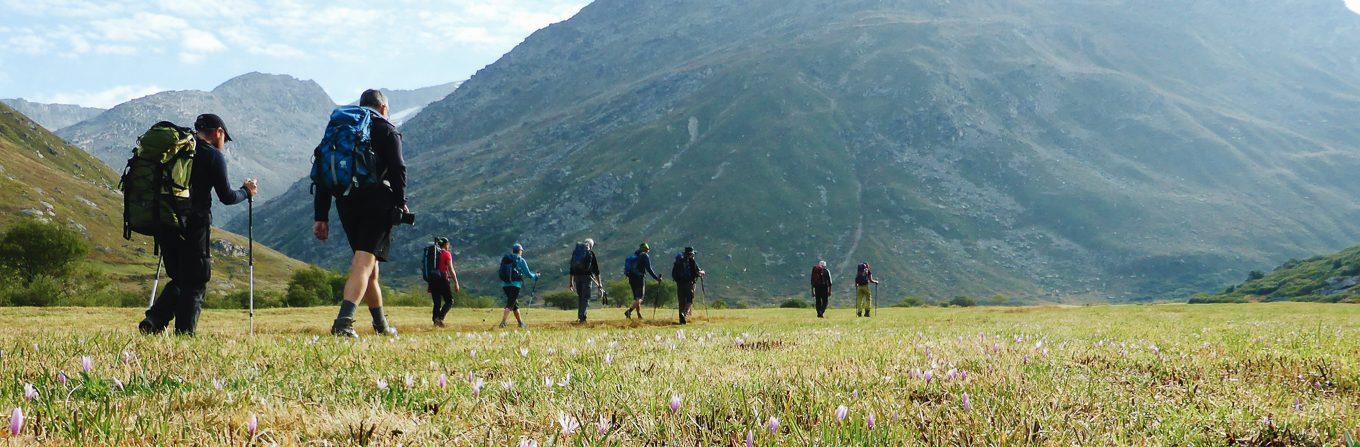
[
  {"xmin": 245, "ymin": 0, "xmax": 1360, "ymax": 303},
  {"xmin": 1195, "ymin": 246, "xmax": 1360, "ymax": 304},
  {"xmin": 0, "ymin": 102, "xmax": 306, "ymax": 301}
]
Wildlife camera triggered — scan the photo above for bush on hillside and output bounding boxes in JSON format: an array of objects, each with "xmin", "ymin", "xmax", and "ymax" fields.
[
  {"xmin": 780, "ymin": 298, "xmax": 809, "ymax": 308},
  {"xmin": 896, "ymin": 296, "xmax": 927, "ymax": 307},
  {"xmin": 543, "ymin": 290, "xmax": 577, "ymax": 310},
  {"xmin": 286, "ymin": 267, "xmax": 342, "ymax": 307},
  {"xmin": 949, "ymin": 296, "xmax": 977, "ymax": 307},
  {"xmin": 0, "ymin": 219, "xmax": 88, "ymax": 283}
]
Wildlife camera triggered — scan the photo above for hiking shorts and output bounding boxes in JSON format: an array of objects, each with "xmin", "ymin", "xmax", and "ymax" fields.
[
  {"xmin": 502, "ymin": 286, "xmax": 521, "ymax": 311},
  {"xmin": 336, "ymin": 187, "xmax": 396, "ymax": 262},
  {"xmin": 813, "ymin": 286, "xmax": 830, "ymax": 299},
  {"xmin": 628, "ymin": 275, "xmax": 646, "ymax": 300}
]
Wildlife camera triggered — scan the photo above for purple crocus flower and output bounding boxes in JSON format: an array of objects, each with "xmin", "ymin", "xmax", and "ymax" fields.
[
  {"xmin": 596, "ymin": 415, "xmax": 611, "ymax": 435},
  {"xmin": 961, "ymin": 392, "xmax": 972, "ymax": 410},
  {"xmin": 247, "ymin": 414, "xmax": 258, "ymax": 437},
  {"xmin": 81, "ymin": 356, "xmax": 93, "ymax": 374},
  {"xmin": 10, "ymin": 407, "xmax": 22, "ymax": 435},
  {"xmin": 868, "ymin": 413, "xmax": 876, "ymax": 430},
  {"xmin": 23, "ymin": 384, "xmax": 37, "ymax": 401},
  {"xmin": 669, "ymin": 395, "xmax": 682, "ymax": 413},
  {"xmin": 746, "ymin": 430, "xmax": 755, "ymax": 447},
  {"xmin": 766, "ymin": 416, "xmax": 780, "ymax": 433},
  {"xmin": 438, "ymin": 374, "xmax": 448, "ymax": 389},
  {"xmin": 473, "ymin": 378, "xmax": 484, "ymax": 397},
  {"xmin": 835, "ymin": 405, "xmax": 848, "ymax": 422},
  {"xmin": 57, "ymin": 371, "xmax": 68, "ymax": 386},
  {"xmin": 557, "ymin": 413, "xmax": 580, "ymax": 435},
  {"xmin": 112, "ymin": 378, "xmax": 124, "ymax": 391},
  {"xmin": 122, "ymin": 351, "xmax": 134, "ymax": 365}
]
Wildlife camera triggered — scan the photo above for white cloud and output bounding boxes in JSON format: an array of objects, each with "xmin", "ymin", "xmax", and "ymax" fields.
[
  {"xmin": 1347, "ymin": 0, "xmax": 1360, "ymax": 14},
  {"xmin": 36, "ymin": 85, "xmax": 164, "ymax": 108},
  {"xmin": 182, "ymin": 29, "xmax": 226, "ymax": 53}
]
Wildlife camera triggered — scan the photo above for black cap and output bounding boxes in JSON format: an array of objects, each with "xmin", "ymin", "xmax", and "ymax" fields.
[
  {"xmin": 194, "ymin": 114, "xmax": 232, "ymax": 142},
  {"xmin": 435, "ymin": 237, "xmax": 449, "ymax": 245},
  {"xmin": 684, "ymin": 246, "xmax": 695, "ymax": 254}
]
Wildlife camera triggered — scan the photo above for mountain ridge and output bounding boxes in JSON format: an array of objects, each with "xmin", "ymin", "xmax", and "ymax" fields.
[{"xmin": 244, "ymin": 0, "xmax": 1360, "ymax": 303}]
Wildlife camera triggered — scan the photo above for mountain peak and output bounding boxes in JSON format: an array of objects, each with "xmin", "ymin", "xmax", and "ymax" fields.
[{"xmin": 212, "ymin": 72, "xmax": 325, "ymax": 97}]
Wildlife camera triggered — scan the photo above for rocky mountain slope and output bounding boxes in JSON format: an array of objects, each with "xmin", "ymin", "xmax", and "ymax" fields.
[
  {"xmin": 57, "ymin": 72, "xmax": 336, "ymax": 222},
  {"xmin": 1, "ymin": 98, "xmax": 104, "ymax": 131},
  {"xmin": 244, "ymin": 0, "xmax": 1360, "ymax": 302},
  {"xmin": 0, "ymin": 102, "xmax": 306, "ymax": 296}
]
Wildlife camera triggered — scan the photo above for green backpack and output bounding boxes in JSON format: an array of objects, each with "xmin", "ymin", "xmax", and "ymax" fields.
[{"xmin": 120, "ymin": 122, "xmax": 196, "ymax": 239}]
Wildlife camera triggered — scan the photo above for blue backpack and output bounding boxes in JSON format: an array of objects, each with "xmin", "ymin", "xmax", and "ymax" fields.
[
  {"xmin": 311, "ymin": 105, "xmax": 383, "ymax": 196},
  {"xmin": 624, "ymin": 254, "xmax": 639, "ymax": 277}
]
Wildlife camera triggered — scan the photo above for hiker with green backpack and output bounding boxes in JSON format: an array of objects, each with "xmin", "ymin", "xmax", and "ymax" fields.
[
  {"xmin": 312, "ymin": 90, "xmax": 411, "ymax": 338},
  {"xmin": 498, "ymin": 243, "xmax": 540, "ymax": 329},
  {"xmin": 131, "ymin": 114, "xmax": 257, "ymax": 336}
]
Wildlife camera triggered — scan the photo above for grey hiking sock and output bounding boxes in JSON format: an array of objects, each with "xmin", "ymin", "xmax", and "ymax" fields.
[
  {"xmin": 369, "ymin": 307, "xmax": 386, "ymax": 325},
  {"xmin": 337, "ymin": 300, "xmax": 358, "ymax": 320}
]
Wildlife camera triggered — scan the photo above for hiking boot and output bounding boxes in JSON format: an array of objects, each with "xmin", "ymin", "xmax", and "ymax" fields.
[
  {"xmin": 374, "ymin": 320, "xmax": 398, "ymax": 336},
  {"xmin": 138, "ymin": 318, "xmax": 164, "ymax": 335},
  {"xmin": 856, "ymin": 311, "xmax": 862, "ymax": 317},
  {"xmin": 433, "ymin": 318, "xmax": 446, "ymax": 328},
  {"xmin": 499, "ymin": 320, "xmax": 508, "ymax": 328},
  {"xmin": 518, "ymin": 321, "xmax": 526, "ymax": 329},
  {"xmin": 679, "ymin": 315, "xmax": 687, "ymax": 325},
  {"xmin": 331, "ymin": 318, "xmax": 359, "ymax": 338},
  {"xmin": 624, "ymin": 309, "xmax": 632, "ymax": 320},
  {"xmin": 865, "ymin": 310, "xmax": 871, "ymax": 318}
]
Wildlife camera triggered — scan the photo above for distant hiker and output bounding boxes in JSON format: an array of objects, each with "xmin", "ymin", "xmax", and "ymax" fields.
[
  {"xmin": 312, "ymin": 89, "xmax": 410, "ymax": 338},
  {"xmin": 810, "ymin": 261, "xmax": 833, "ymax": 318},
  {"xmin": 424, "ymin": 237, "xmax": 460, "ymax": 327},
  {"xmin": 623, "ymin": 243, "xmax": 663, "ymax": 320},
  {"xmin": 498, "ymin": 243, "xmax": 540, "ymax": 328},
  {"xmin": 671, "ymin": 247, "xmax": 705, "ymax": 324},
  {"xmin": 137, "ymin": 114, "xmax": 258, "ymax": 336},
  {"xmin": 568, "ymin": 239, "xmax": 600, "ymax": 324},
  {"xmin": 855, "ymin": 262, "xmax": 879, "ymax": 317}
]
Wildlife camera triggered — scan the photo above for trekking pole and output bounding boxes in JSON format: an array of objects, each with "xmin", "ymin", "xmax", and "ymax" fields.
[
  {"xmin": 147, "ymin": 255, "xmax": 163, "ymax": 309},
  {"xmin": 248, "ymin": 196, "xmax": 255, "ymax": 336},
  {"xmin": 699, "ymin": 277, "xmax": 710, "ymax": 319},
  {"xmin": 873, "ymin": 282, "xmax": 878, "ymax": 316}
]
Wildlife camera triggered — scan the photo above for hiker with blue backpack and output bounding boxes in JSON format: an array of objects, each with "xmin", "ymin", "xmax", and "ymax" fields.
[
  {"xmin": 423, "ymin": 237, "xmax": 460, "ymax": 327},
  {"xmin": 498, "ymin": 243, "xmax": 540, "ymax": 328},
  {"xmin": 567, "ymin": 239, "xmax": 601, "ymax": 324},
  {"xmin": 623, "ymin": 243, "xmax": 662, "ymax": 320},
  {"xmin": 134, "ymin": 114, "xmax": 258, "ymax": 336},
  {"xmin": 312, "ymin": 90, "xmax": 413, "ymax": 338}
]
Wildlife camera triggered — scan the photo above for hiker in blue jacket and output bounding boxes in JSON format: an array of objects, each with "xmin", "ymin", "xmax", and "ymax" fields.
[
  {"xmin": 624, "ymin": 243, "xmax": 662, "ymax": 320},
  {"xmin": 498, "ymin": 243, "xmax": 540, "ymax": 328}
]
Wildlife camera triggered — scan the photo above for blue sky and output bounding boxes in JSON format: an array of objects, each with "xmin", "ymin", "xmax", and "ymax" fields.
[
  {"xmin": 2, "ymin": 1, "xmax": 1357, "ymax": 108},
  {"xmin": 0, "ymin": 0, "xmax": 590, "ymax": 107}
]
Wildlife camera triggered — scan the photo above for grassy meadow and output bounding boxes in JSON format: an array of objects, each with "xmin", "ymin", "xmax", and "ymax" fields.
[{"xmin": 0, "ymin": 303, "xmax": 1357, "ymax": 445}]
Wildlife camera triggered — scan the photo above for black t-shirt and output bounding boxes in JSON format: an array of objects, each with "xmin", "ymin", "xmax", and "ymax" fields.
[{"xmin": 190, "ymin": 138, "xmax": 248, "ymax": 214}]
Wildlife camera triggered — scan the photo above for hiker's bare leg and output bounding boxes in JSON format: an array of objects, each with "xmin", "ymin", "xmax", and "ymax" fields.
[
  {"xmin": 343, "ymin": 251, "xmax": 378, "ymax": 303},
  {"xmin": 362, "ymin": 263, "xmax": 383, "ymax": 308}
]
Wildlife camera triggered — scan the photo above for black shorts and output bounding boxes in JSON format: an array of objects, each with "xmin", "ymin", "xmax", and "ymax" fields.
[
  {"xmin": 628, "ymin": 276, "xmax": 645, "ymax": 299},
  {"xmin": 336, "ymin": 187, "xmax": 395, "ymax": 262},
  {"xmin": 502, "ymin": 286, "xmax": 521, "ymax": 311},
  {"xmin": 813, "ymin": 286, "xmax": 830, "ymax": 299}
]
